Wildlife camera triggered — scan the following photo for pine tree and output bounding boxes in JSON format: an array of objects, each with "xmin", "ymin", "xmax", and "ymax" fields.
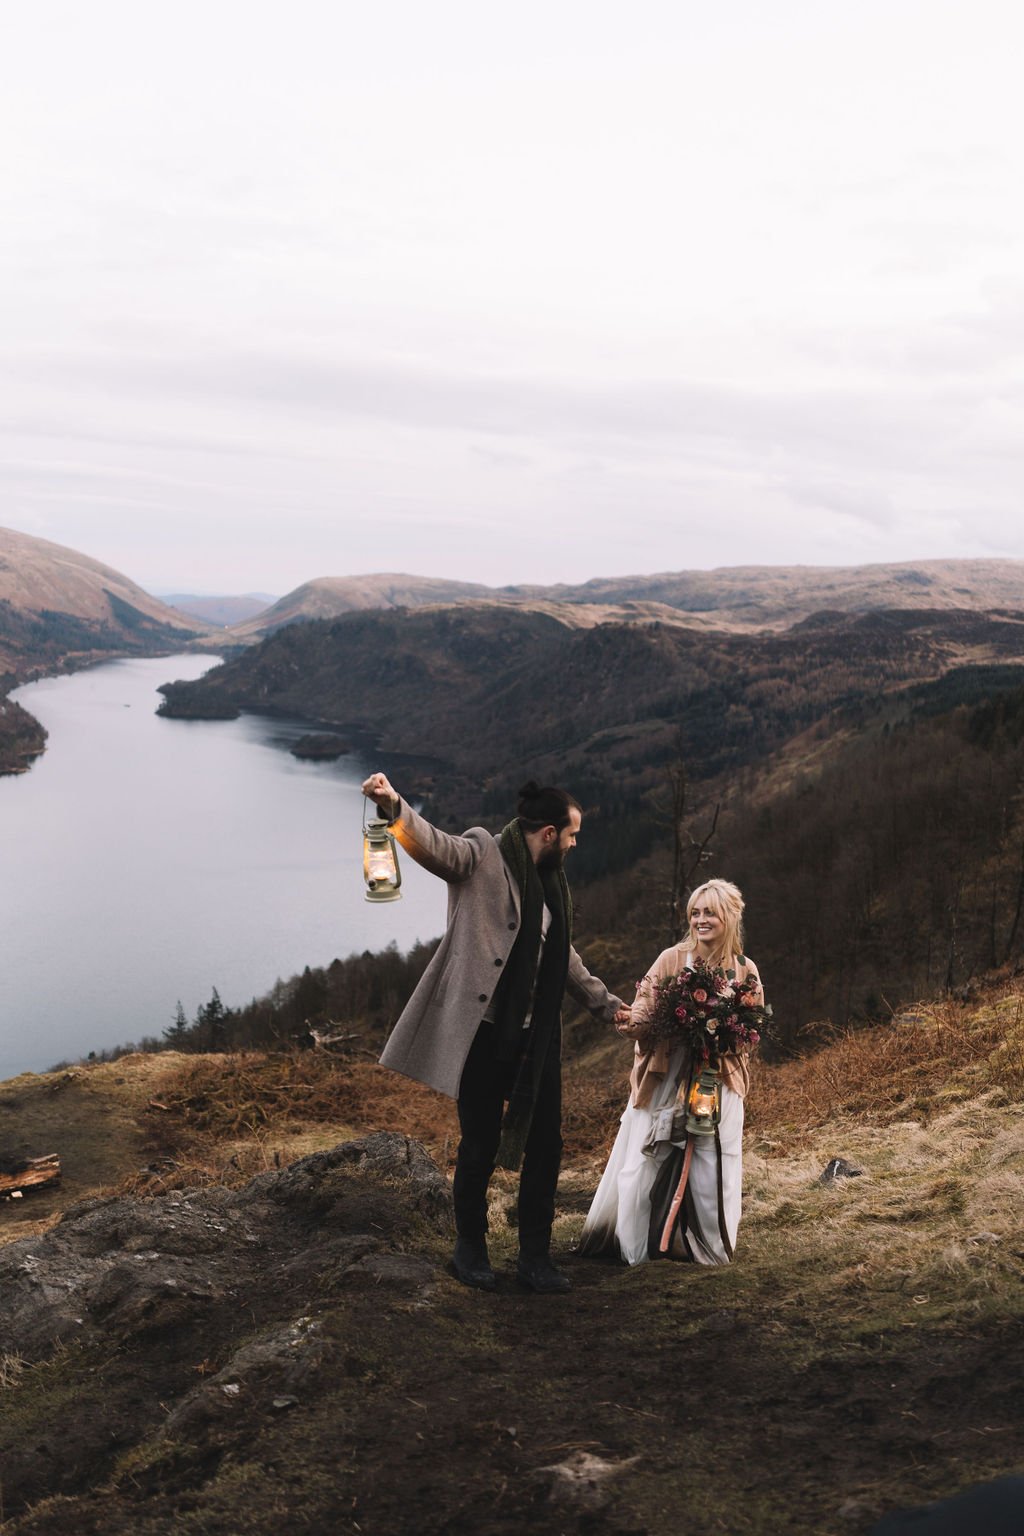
[
  {"xmin": 196, "ymin": 988, "xmax": 228, "ymax": 1051},
  {"xmin": 163, "ymin": 1000, "xmax": 192, "ymax": 1049}
]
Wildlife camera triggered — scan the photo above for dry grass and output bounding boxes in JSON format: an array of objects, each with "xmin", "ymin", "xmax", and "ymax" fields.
[
  {"xmin": 556, "ymin": 976, "xmax": 1024, "ymax": 1349},
  {"xmin": 736, "ymin": 1089, "xmax": 1024, "ymax": 1339},
  {"xmin": 0, "ymin": 1352, "xmax": 26, "ymax": 1391},
  {"xmin": 112, "ymin": 1050, "xmax": 460, "ymax": 1194},
  {"xmin": 748, "ymin": 984, "xmax": 1024, "ymax": 1150}
]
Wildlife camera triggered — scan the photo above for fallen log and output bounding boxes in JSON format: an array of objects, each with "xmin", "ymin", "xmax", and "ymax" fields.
[{"xmin": 0, "ymin": 1153, "xmax": 61, "ymax": 1200}]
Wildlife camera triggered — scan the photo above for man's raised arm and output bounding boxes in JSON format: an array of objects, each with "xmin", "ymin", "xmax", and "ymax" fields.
[{"xmin": 361, "ymin": 772, "xmax": 485, "ymax": 884}]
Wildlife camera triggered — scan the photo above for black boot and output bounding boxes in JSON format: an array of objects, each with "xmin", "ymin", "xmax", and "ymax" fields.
[
  {"xmin": 451, "ymin": 1237, "xmax": 496, "ymax": 1291},
  {"xmin": 516, "ymin": 1252, "xmax": 571, "ymax": 1294}
]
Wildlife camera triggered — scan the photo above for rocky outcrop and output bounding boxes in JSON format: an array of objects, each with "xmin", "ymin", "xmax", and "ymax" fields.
[
  {"xmin": 0, "ymin": 1133, "xmax": 452, "ymax": 1519},
  {"xmin": 0, "ymin": 1132, "xmax": 451, "ymax": 1361}
]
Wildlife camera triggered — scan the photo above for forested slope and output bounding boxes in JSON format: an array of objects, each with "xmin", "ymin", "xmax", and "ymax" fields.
[{"xmin": 150, "ymin": 603, "xmax": 1024, "ymax": 1044}]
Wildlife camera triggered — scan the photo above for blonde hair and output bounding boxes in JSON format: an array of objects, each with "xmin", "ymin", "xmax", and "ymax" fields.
[{"xmin": 682, "ymin": 879, "xmax": 745, "ymax": 967}]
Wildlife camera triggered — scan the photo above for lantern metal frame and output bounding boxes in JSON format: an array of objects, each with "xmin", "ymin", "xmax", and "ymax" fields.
[{"xmin": 362, "ymin": 797, "xmax": 403, "ymax": 902}]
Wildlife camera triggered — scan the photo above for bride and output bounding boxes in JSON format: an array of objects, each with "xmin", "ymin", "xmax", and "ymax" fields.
[{"xmin": 579, "ymin": 879, "xmax": 763, "ymax": 1266}]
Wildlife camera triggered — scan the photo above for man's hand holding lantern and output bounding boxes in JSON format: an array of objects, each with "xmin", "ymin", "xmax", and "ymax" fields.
[{"xmin": 362, "ymin": 772, "xmax": 399, "ymax": 819}]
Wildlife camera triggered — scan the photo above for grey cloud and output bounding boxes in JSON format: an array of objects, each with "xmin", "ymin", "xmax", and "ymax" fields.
[
  {"xmin": 784, "ymin": 479, "xmax": 898, "ymax": 530},
  {"xmin": 13, "ymin": 344, "xmax": 982, "ymax": 476}
]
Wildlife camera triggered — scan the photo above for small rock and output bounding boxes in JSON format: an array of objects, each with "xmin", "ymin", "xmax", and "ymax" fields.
[
  {"xmin": 271, "ymin": 1395, "xmax": 299, "ymax": 1411},
  {"xmin": 348, "ymin": 1253, "xmax": 435, "ymax": 1290},
  {"xmin": 534, "ymin": 1451, "xmax": 640, "ymax": 1512},
  {"xmin": 839, "ymin": 1498, "xmax": 878, "ymax": 1522},
  {"xmin": 967, "ymin": 1231, "xmax": 1000, "ymax": 1245},
  {"xmin": 819, "ymin": 1158, "xmax": 863, "ymax": 1184}
]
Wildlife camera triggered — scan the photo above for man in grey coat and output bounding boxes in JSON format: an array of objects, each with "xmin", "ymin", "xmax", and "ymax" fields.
[{"xmin": 362, "ymin": 772, "xmax": 629, "ymax": 1293}]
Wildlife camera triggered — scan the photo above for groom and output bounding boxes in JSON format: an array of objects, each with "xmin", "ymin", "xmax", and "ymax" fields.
[{"xmin": 362, "ymin": 772, "xmax": 628, "ymax": 1294}]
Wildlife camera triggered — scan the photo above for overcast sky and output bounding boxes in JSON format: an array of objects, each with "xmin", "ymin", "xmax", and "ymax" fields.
[{"xmin": 3, "ymin": 1, "xmax": 1024, "ymax": 595}]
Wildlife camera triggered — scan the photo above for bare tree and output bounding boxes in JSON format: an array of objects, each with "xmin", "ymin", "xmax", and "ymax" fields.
[
  {"xmin": 1002, "ymin": 838, "xmax": 1024, "ymax": 966},
  {"xmin": 665, "ymin": 756, "xmax": 719, "ymax": 946},
  {"xmin": 943, "ymin": 878, "xmax": 964, "ymax": 994}
]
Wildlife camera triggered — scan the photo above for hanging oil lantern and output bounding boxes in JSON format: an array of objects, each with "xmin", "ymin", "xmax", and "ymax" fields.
[
  {"xmin": 363, "ymin": 802, "xmax": 403, "ymax": 902},
  {"xmin": 685, "ymin": 1067, "xmax": 721, "ymax": 1135}
]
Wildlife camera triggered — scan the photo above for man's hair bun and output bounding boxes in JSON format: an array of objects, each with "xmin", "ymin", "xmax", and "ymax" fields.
[{"xmin": 516, "ymin": 781, "xmax": 581, "ymax": 832}]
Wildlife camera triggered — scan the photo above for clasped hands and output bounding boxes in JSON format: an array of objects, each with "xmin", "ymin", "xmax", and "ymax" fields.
[{"xmin": 615, "ymin": 1007, "xmax": 652, "ymax": 1041}]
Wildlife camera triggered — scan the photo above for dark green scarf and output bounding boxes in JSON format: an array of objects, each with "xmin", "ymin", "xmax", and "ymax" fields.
[{"xmin": 491, "ymin": 820, "xmax": 572, "ymax": 1172}]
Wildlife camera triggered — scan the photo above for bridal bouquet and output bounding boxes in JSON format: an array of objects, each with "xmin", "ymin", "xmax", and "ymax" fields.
[{"xmin": 642, "ymin": 959, "xmax": 771, "ymax": 1066}]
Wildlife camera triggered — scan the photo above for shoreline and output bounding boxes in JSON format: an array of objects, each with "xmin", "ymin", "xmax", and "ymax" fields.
[{"xmin": 0, "ymin": 642, "xmax": 220, "ymax": 777}]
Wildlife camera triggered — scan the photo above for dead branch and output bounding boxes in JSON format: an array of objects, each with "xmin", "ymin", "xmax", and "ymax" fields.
[{"xmin": 0, "ymin": 1153, "xmax": 61, "ymax": 1201}]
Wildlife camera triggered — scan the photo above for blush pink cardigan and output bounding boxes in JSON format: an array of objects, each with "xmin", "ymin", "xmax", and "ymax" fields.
[{"xmin": 627, "ymin": 944, "xmax": 763, "ymax": 1109}]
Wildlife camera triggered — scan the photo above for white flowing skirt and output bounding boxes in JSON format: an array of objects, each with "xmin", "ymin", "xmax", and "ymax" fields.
[{"xmin": 579, "ymin": 1048, "xmax": 744, "ymax": 1266}]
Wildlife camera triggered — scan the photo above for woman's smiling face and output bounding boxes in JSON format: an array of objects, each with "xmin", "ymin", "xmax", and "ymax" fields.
[{"xmin": 689, "ymin": 900, "xmax": 725, "ymax": 949}]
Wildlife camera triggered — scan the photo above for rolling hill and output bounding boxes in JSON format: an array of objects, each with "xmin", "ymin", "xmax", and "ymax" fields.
[
  {"xmin": 225, "ymin": 558, "xmax": 1024, "ymax": 641},
  {"xmin": 0, "ymin": 525, "xmax": 209, "ymax": 663}
]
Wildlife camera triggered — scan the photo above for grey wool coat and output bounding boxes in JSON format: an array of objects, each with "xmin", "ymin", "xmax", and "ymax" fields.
[{"xmin": 378, "ymin": 798, "xmax": 625, "ymax": 1099}]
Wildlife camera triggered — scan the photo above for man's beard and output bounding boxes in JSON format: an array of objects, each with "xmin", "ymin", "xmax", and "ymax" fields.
[{"xmin": 537, "ymin": 843, "xmax": 565, "ymax": 873}]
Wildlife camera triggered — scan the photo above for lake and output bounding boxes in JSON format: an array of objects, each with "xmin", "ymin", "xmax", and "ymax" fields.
[{"xmin": 0, "ymin": 654, "xmax": 447, "ymax": 1080}]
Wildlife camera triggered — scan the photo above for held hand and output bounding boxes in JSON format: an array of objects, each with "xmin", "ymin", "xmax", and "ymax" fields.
[
  {"xmin": 615, "ymin": 1008, "xmax": 649, "ymax": 1040},
  {"xmin": 361, "ymin": 772, "xmax": 399, "ymax": 815}
]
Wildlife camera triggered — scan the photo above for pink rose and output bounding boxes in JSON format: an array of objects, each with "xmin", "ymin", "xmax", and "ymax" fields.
[{"xmin": 693, "ymin": 988, "xmax": 707, "ymax": 1003}]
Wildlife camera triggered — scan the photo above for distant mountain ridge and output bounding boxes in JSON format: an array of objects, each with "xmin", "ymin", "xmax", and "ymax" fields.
[
  {"xmin": 226, "ymin": 574, "xmax": 499, "ymax": 639},
  {"xmin": 162, "ymin": 593, "xmax": 279, "ymax": 628},
  {"xmin": 226, "ymin": 558, "xmax": 1024, "ymax": 640}
]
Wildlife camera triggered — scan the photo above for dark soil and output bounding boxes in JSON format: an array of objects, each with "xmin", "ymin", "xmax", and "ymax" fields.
[{"xmin": 2, "ymin": 1133, "xmax": 1022, "ymax": 1536}]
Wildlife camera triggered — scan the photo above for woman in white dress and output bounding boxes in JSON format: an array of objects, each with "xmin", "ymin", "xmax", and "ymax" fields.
[{"xmin": 579, "ymin": 879, "xmax": 763, "ymax": 1266}]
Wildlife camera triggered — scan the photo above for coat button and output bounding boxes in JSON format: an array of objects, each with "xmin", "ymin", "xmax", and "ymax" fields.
[
  {"xmin": 508, "ymin": 922, "xmax": 516, "ymax": 930},
  {"xmin": 494, "ymin": 958, "xmax": 503, "ymax": 966},
  {"xmin": 478, "ymin": 993, "xmax": 488, "ymax": 1003}
]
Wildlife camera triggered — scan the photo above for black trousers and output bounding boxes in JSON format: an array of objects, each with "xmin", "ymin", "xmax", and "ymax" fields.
[{"xmin": 452, "ymin": 1019, "xmax": 563, "ymax": 1258}]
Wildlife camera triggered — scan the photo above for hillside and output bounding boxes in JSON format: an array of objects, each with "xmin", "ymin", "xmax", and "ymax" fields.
[
  {"xmin": 226, "ymin": 558, "xmax": 1024, "ymax": 640},
  {"xmin": 157, "ymin": 601, "xmax": 1024, "ymax": 837},
  {"xmin": 226, "ymin": 574, "xmax": 500, "ymax": 639},
  {"xmin": 0, "ymin": 525, "xmax": 211, "ymax": 772},
  {"xmin": 0, "ymin": 526, "xmax": 209, "ymax": 665},
  {"xmin": 153, "ymin": 604, "xmax": 1024, "ymax": 1043},
  {"xmin": 2, "ymin": 977, "xmax": 1022, "ymax": 1535}
]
